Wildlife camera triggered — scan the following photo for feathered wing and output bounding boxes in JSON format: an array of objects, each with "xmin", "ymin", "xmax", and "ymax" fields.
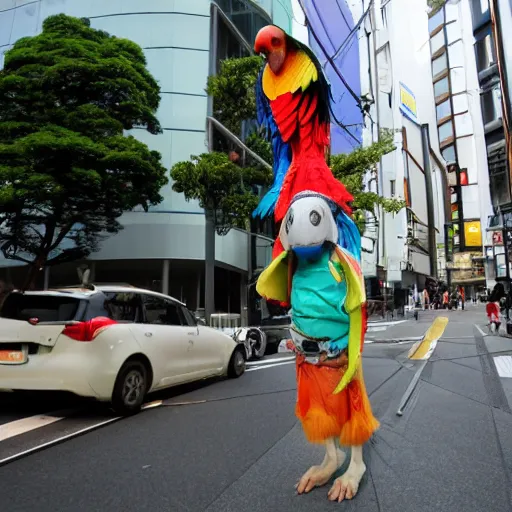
[
  {"xmin": 260, "ymin": 39, "xmax": 353, "ymax": 222},
  {"xmin": 331, "ymin": 245, "xmax": 367, "ymax": 395},
  {"xmin": 252, "ymin": 68, "xmax": 292, "ymax": 220}
]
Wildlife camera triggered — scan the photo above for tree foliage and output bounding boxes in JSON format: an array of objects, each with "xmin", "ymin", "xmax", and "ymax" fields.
[
  {"xmin": 206, "ymin": 56, "xmax": 263, "ymax": 135},
  {"xmin": 170, "ymin": 152, "xmax": 270, "ymax": 230},
  {"xmin": 427, "ymin": 0, "xmax": 445, "ymax": 15},
  {"xmin": 330, "ymin": 129, "xmax": 406, "ymax": 231},
  {"xmin": 0, "ymin": 14, "xmax": 168, "ymax": 286}
]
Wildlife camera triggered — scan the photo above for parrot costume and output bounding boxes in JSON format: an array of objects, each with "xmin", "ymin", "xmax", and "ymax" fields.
[
  {"xmin": 252, "ymin": 27, "xmax": 379, "ymax": 497},
  {"xmin": 252, "ymin": 25, "xmax": 353, "ymax": 261}
]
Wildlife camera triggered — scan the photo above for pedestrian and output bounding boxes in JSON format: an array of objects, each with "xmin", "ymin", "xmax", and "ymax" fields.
[
  {"xmin": 442, "ymin": 289, "xmax": 449, "ymax": 309},
  {"xmin": 422, "ymin": 288, "xmax": 429, "ymax": 310},
  {"xmin": 459, "ymin": 286, "xmax": 465, "ymax": 310}
]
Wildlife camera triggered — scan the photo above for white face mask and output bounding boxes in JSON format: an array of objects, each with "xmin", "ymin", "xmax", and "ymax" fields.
[{"xmin": 279, "ymin": 192, "xmax": 338, "ymax": 252}]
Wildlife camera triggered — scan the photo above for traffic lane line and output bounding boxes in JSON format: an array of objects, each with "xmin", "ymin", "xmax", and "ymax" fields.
[
  {"xmin": 246, "ymin": 356, "xmax": 295, "ymax": 366},
  {"xmin": 0, "ymin": 412, "xmax": 68, "ymax": 442},
  {"xmin": 247, "ymin": 360, "xmax": 296, "ymax": 372}
]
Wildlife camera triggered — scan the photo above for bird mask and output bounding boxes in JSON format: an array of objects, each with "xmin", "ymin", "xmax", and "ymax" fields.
[{"xmin": 279, "ymin": 191, "xmax": 338, "ymax": 261}]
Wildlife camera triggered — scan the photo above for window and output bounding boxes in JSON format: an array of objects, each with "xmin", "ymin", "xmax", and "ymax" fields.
[
  {"xmin": 0, "ymin": 293, "xmax": 81, "ymax": 322},
  {"xmin": 432, "ymin": 52, "xmax": 448, "ymax": 78},
  {"xmin": 442, "ymin": 144, "xmax": 456, "ymax": 163},
  {"xmin": 142, "ymin": 295, "xmax": 185, "ymax": 326},
  {"xmin": 217, "ymin": 0, "xmax": 271, "ymax": 47},
  {"xmin": 181, "ymin": 307, "xmax": 197, "ymax": 327},
  {"xmin": 481, "ymin": 85, "xmax": 502, "ymax": 125},
  {"xmin": 475, "ymin": 33, "xmax": 496, "ymax": 71},
  {"xmin": 428, "ymin": 8, "xmax": 445, "ymax": 34},
  {"xmin": 103, "ymin": 293, "xmax": 142, "ymax": 322},
  {"xmin": 438, "ymin": 120, "xmax": 454, "ymax": 142},
  {"xmin": 470, "ymin": 0, "xmax": 490, "ymax": 27},
  {"xmin": 436, "ymin": 99, "xmax": 452, "ymax": 122},
  {"xmin": 390, "ymin": 180, "xmax": 396, "ymax": 196},
  {"xmin": 434, "ymin": 77, "xmax": 450, "ymax": 98},
  {"xmin": 430, "ymin": 30, "xmax": 446, "ymax": 55}
]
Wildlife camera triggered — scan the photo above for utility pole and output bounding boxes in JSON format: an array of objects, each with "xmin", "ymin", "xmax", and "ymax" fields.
[{"xmin": 421, "ymin": 123, "xmax": 438, "ymax": 278}]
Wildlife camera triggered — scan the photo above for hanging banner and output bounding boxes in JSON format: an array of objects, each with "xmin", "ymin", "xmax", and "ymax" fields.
[{"xmin": 464, "ymin": 221, "xmax": 482, "ymax": 247}]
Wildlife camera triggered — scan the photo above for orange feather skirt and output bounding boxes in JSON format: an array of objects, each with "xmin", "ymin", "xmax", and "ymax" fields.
[{"xmin": 295, "ymin": 355, "xmax": 380, "ymax": 446}]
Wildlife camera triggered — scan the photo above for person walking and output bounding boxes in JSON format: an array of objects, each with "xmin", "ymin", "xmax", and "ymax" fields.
[
  {"xmin": 442, "ymin": 289, "xmax": 449, "ymax": 309},
  {"xmin": 422, "ymin": 288, "xmax": 430, "ymax": 310},
  {"xmin": 459, "ymin": 286, "xmax": 465, "ymax": 310}
]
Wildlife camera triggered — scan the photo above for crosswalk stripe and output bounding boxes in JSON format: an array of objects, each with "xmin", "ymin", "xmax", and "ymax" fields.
[{"xmin": 0, "ymin": 413, "xmax": 68, "ymax": 442}]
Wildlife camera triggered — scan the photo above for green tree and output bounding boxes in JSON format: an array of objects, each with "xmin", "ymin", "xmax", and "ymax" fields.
[
  {"xmin": 0, "ymin": 14, "xmax": 168, "ymax": 288},
  {"xmin": 206, "ymin": 56, "xmax": 264, "ymax": 135},
  {"xmin": 330, "ymin": 129, "xmax": 406, "ymax": 232},
  {"xmin": 170, "ymin": 152, "xmax": 271, "ymax": 231},
  {"xmin": 427, "ymin": 0, "xmax": 445, "ymax": 15}
]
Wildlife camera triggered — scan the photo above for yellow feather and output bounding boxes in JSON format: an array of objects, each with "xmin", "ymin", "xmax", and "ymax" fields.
[{"xmin": 262, "ymin": 50, "xmax": 318, "ymax": 101}]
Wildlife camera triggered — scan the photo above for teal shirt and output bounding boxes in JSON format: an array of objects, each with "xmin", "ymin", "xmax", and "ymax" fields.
[{"xmin": 290, "ymin": 250, "xmax": 349, "ymax": 352}]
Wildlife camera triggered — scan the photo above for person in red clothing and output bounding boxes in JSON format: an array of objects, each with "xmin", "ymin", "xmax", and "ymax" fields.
[{"xmin": 486, "ymin": 301, "xmax": 501, "ymax": 333}]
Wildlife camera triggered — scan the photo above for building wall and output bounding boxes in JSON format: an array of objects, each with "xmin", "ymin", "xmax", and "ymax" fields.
[
  {"xmin": 0, "ymin": 0, "xmax": 253, "ymax": 272},
  {"xmin": 376, "ymin": 0, "xmax": 445, "ymax": 283}
]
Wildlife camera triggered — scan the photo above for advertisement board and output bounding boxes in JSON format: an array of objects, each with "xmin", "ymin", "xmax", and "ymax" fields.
[{"xmin": 464, "ymin": 221, "xmax": 482, "ymax": 247}]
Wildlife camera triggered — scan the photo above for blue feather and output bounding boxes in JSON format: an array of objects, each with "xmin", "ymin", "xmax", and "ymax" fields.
[
  {"xmin": 252, "ymin": 68, "xmax": 292, "ymax": 220},
  {"xmin": 335, "ymin": 210, "xmax": 361, "ymax": 263}
]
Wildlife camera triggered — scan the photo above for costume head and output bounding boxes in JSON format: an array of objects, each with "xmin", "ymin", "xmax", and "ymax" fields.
[
  {"xmin": 279, "ymin": 191, "xmax": 337, "ymax": 261},
  {"xmin": 279, "ymin": 191, "xmax": 362, "ymax": 262}
]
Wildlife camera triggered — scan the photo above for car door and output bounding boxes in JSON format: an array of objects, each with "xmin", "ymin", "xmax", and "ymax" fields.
[
  {"xmin": 179, "ymin": 305, "xmax": 225, "ymax": 377},
  {"xmin": 136, "ymin": 294, "xmax": 193, "ymax": 388}
]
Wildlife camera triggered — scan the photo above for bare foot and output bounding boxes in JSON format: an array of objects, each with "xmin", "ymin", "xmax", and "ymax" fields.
[
  {"xmin": 296, "ymin": 448, "xmax": 345, "ymax": 494},
  {"xmin": 327, "ymin": 460, "xmax": 366, "ymax": 502}
]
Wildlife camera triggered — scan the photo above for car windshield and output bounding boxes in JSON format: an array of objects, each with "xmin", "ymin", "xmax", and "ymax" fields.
[{"xmin": 0, "ymin": 293, "xmax": 82, "ymax": 322}]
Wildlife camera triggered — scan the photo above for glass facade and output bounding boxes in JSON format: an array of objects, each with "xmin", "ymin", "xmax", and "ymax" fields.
[{"xmin": 216, "ymin": 0, "xmax": 271, "ymax": 45}]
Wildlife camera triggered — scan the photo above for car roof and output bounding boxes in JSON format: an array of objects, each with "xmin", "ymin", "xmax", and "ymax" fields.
[
  {"xmin": 95, "ymin": 285, "xmax": 186, "ymax": 306},
  {"xmin": 8, "ymin": 285, "xmax": 187, "ymax": 306}
]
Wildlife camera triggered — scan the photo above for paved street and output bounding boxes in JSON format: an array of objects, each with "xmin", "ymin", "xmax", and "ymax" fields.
[{"xmin": 1, "ymin": 304, "xmax": 512, "ymax": 511}]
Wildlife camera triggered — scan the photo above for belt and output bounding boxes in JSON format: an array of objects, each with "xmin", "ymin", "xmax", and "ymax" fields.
[{"xmin": 289, "ymin": 325, "xmax": 347, "ymax": 368}]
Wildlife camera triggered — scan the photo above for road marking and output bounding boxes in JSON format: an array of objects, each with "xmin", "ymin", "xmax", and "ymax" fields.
[
  {"xmin": 247, "ymin": 356, "xmax": 295, "ymax": 366},
  {"xmin": 0, "ymin": 413, "xmax": 67, "ymax": 442},
  {"xmin": 0, "ymin": 416, "xmax": 120, "ymax": 467},
  {"xmin": 474, "ymin": 324, "xmax": 487, "ymax": 337},
  {"xmin": 247, "ymin": 360, "xmax": 295, "ymax": 372},
  {"xmin": 398, "ymin": 317, "xmax": 449, "ymax": 417},
  {"xmin": 408, "ymin": 317, "xmax": 449, "ymax": 360},
  {"xmin": 494, "ymin": 356, "xmax": 512, "ymax": 378}
]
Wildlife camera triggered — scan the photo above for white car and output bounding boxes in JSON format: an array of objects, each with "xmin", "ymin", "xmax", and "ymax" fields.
[{"xmin": 0, "ymin": 285, "xmax": 246, "ymax": 415}]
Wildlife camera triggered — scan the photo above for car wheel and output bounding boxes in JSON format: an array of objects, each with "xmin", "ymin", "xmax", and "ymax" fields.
[
  {"xmin": 247, "ymin": 328, "xmax": 267, "ymax": 360},
  {"xmin": 228, "ymin": 347, "xmax": 246, "ymax": 378},
  {"xmin": 111, "ymin": 360, "xmax": 148, "ymax": 416}
]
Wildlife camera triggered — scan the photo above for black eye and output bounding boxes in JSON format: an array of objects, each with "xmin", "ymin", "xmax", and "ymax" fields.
[
  {"xmin": 285, "ymin": 209, "xmax": 294, "ymax": 234},
  {"xmin": 271, "ymin": 37, "xmax": 281, "ymax": 47},
  {"xmin": 310, "ymin": 210, "xmax": 321, "ymax": 226}
]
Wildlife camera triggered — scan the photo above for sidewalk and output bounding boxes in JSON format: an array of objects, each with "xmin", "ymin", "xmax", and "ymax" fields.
[{"xmin": 209, "ymin": 308, "xmax": 512, "ymax": 512}]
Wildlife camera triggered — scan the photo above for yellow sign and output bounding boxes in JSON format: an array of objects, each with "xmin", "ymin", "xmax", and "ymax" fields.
[
  {"xmin": 399, "ymin": 82, "xmax": 418, "ymax": 121},
  {"xmin": 464, "ymin": 221, "xmax": 482, "ymax": 247}
]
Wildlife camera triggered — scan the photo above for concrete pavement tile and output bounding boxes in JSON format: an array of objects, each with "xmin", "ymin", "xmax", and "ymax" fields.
[
  {"xmin": 492, "ymin": 408, "xmax": 512, "ymax": 478},
  {"xmin": 360, "ymin": 358, "xmax": 402, "ymax": 396},
  {"xmin": 434, "ymin": 340, "xmax": 478, "ymax": 360},
  {"xmin": 447, "ymin": 356, "xmax": 485, "ymax": 373},
  {"xmin": 421, "ymin": 360, "xmax": 489, "ymax": 404},
  {"xmin": 484, "ymin": 335, "xmax": 512, "ymax": 355},
  {"xmin": 403, "ymin": 379, "xmax": 501, "ymax": 466},
  {"xmin": 205, "ymin": 423, "xmax": 380, "ymax": 512}
]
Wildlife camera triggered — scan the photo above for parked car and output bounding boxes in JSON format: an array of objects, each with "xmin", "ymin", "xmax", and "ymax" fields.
[{"xmin": 0, "ymin": 285, "xmax": 246, "ymax": 415}]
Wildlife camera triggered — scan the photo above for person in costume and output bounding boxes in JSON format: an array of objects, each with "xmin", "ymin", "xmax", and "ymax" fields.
[
  {"xmin": 252, "ymin": 25, "xmax": 352, "ymax": 261},
  {"xmin": 252, "ymin": 25, "xmax": 379, "ymax": 502},
  {"xmin": 256, "ymin": 191, "xmax": 379, "ymax": 502}
]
